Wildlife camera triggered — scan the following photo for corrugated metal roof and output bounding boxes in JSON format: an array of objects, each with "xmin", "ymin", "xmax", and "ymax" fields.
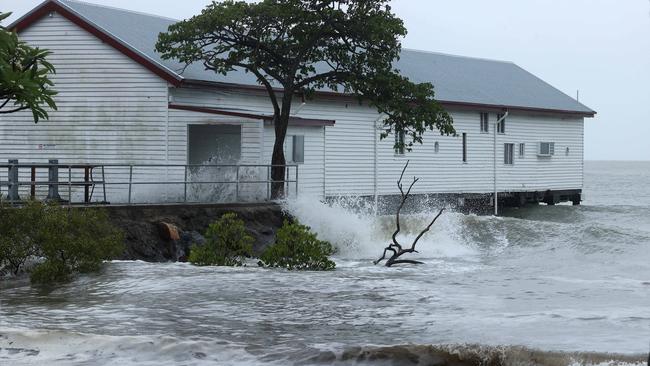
[{"xmin": 51, "ymin": 0, "xmax": 595, "ymax": 115}]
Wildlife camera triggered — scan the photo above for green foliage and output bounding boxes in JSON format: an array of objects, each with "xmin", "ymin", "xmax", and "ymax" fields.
[
  {"xmin": 156, "ymin": 0, "xmax": 454, "ymax": 171},
  {"xmin": 1, "ymin": 11, "xmax": 57, "ymax": 122},
  {"xmin": 32, "ymin": 206, "xmax": 124, "ymax": 284},
  {"xmin": 0, "ymin": 201, "xmax": 124, "ymax": 283},
  {"xmin": 0, "ymin": 201, "xmax": 46, "ymax": 275},
  {"xmin": 188, "ymin": 213, "xmax": 253, "ymax": 267},
  {"xmin": 259, "ymin": 220, "xmax": 335, "ymax": 271}
]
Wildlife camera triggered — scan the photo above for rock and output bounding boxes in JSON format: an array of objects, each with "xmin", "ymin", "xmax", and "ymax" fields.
[
  {"xmin": 105, "ymin": 203, "xmax": 287, "ymax": 262},
  {"xmin": 158, "ymin": 222, "xmax": 181, "ymax": 241},
  {"xmin": 175, "ymin": 230, "xmax": 206, "ymax": 262}
]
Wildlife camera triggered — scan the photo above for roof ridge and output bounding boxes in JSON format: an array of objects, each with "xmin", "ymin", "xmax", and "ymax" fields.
[
  {"xmin": 401, "ymin": 48, "xmax": 515, "ymax": 65},
  {"xmin": 58, "ymin": 0, "xmax": 179, "ymax": 22}
]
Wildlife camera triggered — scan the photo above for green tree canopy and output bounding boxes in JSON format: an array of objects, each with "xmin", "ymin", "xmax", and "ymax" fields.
[
  {"xmin": 156, "ymin": 0, "xmax": 454, "ymax": 197},
  {"xmin": 0, "ymin": 12, "xmax": 57, "ymax": 122}
]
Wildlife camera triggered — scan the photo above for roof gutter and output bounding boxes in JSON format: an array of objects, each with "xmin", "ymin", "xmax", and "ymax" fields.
[{"xmin": 181, "ymin": 79, "xmax": 596, "ymax": 118}]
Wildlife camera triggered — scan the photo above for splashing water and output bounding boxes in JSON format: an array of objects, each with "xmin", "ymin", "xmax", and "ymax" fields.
[
  {"xmin": 1, "ymin": 161, "xmax": 650, "ymax": 365},
  {"xmin": 282, "ymin": 195, "xmax": 478, "ymax": 260}
]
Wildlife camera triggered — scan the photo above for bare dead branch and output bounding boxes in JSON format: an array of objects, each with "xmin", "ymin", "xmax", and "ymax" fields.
[{"xmin": 375, "ymin": 161, "xmax": 445, "ymax": 267}]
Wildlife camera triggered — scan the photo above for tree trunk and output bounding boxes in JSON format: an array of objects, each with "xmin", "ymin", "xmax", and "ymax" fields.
[{"xmin": 270, "ymin": 91, "xmax": 293, "ymax": 199}]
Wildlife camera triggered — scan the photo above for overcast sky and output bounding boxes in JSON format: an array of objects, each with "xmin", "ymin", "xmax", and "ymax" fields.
[{"xmin": 2, "ymin": 0, "xmax": 649, "ymax": 161}]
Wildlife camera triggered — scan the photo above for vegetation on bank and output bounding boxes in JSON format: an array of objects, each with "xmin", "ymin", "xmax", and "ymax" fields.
[
  {"xmin": 259, "ymin": 220, "xmax": 336, "ymax": 271},
  {"xmin": 0, "ymin": 201, "xmax": 124, "ymax": 283},
  {"xmin": 188, "ymin": 213, "xmax": 253, "ymax": 266},
  {"xmin": 188, "ymin": 214, "xmax": 336, "ymax": 271}
]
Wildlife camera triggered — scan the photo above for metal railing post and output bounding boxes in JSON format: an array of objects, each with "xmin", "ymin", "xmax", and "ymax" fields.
[
  {"xmin": 285, "ymin": 166, "xmax": 290, "ymax": 198},
  {"xmin": 235, "ymin": 165, "xmax": 240, "ymax": 202},
  {"xmin": 295, "ymin": 165, "xmax": 299, "ymax": 198},
  {"xmin": 267, "ymin": 166, "xmax": 270, "ymax": 201},
  {"xmin": 102, "ymin": 166, "xmax": 107, "ymax": 203},
  {"xmin": 68, "ymin": 165, "xmax": 72, "ymax": 203},
  {"xmin": 30, "ymin": 166, "xmax": 36, "ymax": 199},
  {"xmin": 184, "ymin": 166, "xmax": 188, "ymax": 203},
  {"xmin": 128, "ymin": 165, "xmax": 133, "ymax": 204},
  {"xmin": 47, "ymin": 159, "xmax": 62, "ymax": 201},
  {"xmin": 7, "ymin": 159, "xmax": 20, "ymax": 202}
]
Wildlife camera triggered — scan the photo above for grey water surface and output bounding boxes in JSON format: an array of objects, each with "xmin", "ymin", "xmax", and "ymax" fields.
[{"xmin": 1, "ymin": 161, "xmax": 649, "ymax": 365}]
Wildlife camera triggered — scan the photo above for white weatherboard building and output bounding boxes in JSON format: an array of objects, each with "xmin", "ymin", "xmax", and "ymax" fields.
[{"xmin": 2, "ymin": 0, "xmax": 595, "ymax": 209}]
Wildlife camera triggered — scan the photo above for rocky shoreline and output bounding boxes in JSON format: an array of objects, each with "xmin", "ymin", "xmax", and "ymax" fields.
[{"xmin": 104, "ymin": 203, "xmax": 288, "ymax": 262}]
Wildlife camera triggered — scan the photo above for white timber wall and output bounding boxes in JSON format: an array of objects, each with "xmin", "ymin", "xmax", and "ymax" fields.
[
  {"xmin": 375, "ymin": 111, "xmax": 585, "ymax": 195},
  {"xmin": 171, "ymin": 87, "xmax": 329, "ymax": 198},
  {"xmin": 172, "ymin": 86, "xmax": 585, "ymax": 199},
  {"xmin": 0, "ymin": 13, "xmax": 169, "ymax": 202}
]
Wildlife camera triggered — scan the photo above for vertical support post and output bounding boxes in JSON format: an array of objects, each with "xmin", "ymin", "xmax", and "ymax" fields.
[
  {"xmin": 285, "ymin": 166, "xmax": 289, "ymax": 198},
  {"xmin": 494, "ymin": 118, "xmax": 498, "ymax": 216},
  {"xmin": 101, "ymin": 166, "xmax": 107, "ymax": 203},
  {"xmin": 30, "ymin": 166, "xmax": 36, "ymax": 199},
  {"xmin": 68, "ymin": 165, "xmax": 72, "ymax": 204},
  {"xmin": 183, "ymin": 165, "xmax": 188, "ymax": 203},
  {"xmin": 266, "ymin": 166, "xmax": 270, "ymax": 201},
  {"xmin": 47, "ymin": 159, "xmax": 62, "ymax": 201},
  {"xmin": 128, "ymin": 165, "xmax": 133, "ymax": 204},
  {"xmin": 295, "ymin": 165, "xmax": 299, "ymax": 198},
  {"xmin": 235, "ymin": 165, "xmax": 240, "ymax": 202},
  {"xmin": 84, "ymin": 167, "xmax": 90, "ymax": 203},
  {"xmin": 7, "ymin": 159, "xmax": 20, "ymax": 202}
]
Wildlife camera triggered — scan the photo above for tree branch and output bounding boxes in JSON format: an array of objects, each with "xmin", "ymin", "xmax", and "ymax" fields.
[
  {"xmin": 375, "ymin": 161, "xmax": 445, "ymax": 267},
  {"xmin": 0, "ymin": 105, "xmax": 31, "ymax": 114}
]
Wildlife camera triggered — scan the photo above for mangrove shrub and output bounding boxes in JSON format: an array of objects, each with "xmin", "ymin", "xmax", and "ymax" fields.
[
  {"xmin": 0, "ymin": 200, "xmax": 47, "ymax": 275},
  {"xmin": 31, "ymin": 206, "xmax": 124, "ymax": 284},
  {"xmin": 0, "ymin": 201, "xmax": 124, "ymax": 283},
  {"xmin": 259, "ymin": 220, "xmax": 335, "ymax": 271},
  {"xmin": 188, "ymin": 213, "xmax": 253, "ymax": 267}
]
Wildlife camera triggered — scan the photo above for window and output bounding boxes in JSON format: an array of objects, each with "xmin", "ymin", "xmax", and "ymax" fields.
[
  {"xmin": 434, "ymin": 141, "xmax": 440, "ymax": 154},
  {"xmin": 538, "ymin": 142, "xmax": 555, "ymax": 157},
  {"xmin": 462, "ymin": 133, "xmax": 467, "ymax": 162},
  {"xmin": 565, "ymin": 147, "xmax": 570, "ymax": 156},
  {"xmin": 504, "ymin": 143, "xmax": 514, "ymax": 165},
  {"xmin": 497, "ymin": 113, "xmax": 506, "ymax": 134},
  {"xmin": 394, "ymin": 131, "xmax": 405, "ymax": 155},
  {"xmin": 519, "ymin": 143, "xmax": 525, "ymax": 158},
  {"xmin": 292, "ymin": 135, "xmax": 305, "ymax": 163},
  {"xmin": 480, "ymin": 113, "xmax": 489, "ymax": 133},
  {"xmin": 284, "ymin": 135, "xmax": 305, "ymax": 163}
]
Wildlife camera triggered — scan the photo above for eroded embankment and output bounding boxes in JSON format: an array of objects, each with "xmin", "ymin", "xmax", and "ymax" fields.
[{"xmin": 104, "ymin": 203, "xmax": 287, "ymax": 262}]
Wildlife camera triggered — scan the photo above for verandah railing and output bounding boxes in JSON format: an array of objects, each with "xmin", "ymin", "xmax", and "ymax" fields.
[{"xmin": 0, "ymin": 161, "xmax": 299, "ymax": 205}]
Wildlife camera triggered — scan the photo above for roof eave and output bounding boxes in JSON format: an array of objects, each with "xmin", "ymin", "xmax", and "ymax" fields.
[
  {"xmin": 181, "ymin": 79, "xmax": 597, "ymax": 118},
  {"xmin": 168, "ymin": 103, "xmax": 336, "ymax": 126},
  {"xmin": 10, "ymin": 0, "xmax": 183, "ymax": 87}
]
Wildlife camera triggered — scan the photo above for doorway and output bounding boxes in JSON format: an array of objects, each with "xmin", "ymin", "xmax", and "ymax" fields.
[{"xmin": 188, "ymin": 124, "xmax": 242, "ymax": 165}]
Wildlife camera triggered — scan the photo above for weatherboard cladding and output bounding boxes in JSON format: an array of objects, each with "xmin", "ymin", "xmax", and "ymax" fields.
[{"xmin": 13, "ymin": 0, "xmax": 595, "ymax": 116}]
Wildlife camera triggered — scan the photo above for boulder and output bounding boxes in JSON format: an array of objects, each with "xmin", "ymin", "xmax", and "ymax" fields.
[{"xmin": 158, "ymin": 222, "xmax": 181, "ymax": 241}]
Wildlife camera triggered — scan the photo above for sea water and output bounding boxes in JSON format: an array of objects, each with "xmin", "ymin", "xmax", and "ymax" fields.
[{"xmin": 0, "ymin": 161, "xmax": 649, "ymax": 365}]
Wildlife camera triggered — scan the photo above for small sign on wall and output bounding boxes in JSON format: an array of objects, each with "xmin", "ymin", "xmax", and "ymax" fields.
[{"xmin": 37, "ymin": 144, "xmax": 56, "ymax": 150}]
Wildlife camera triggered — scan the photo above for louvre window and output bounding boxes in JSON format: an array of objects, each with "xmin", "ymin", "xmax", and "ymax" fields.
[
  {"xmin": 480, "ymin": 113, "xmax": 489, "ymax": 133},
  {"xmin": 462, "ymin": 133, "xmax": 467, "ymax": 162},
  {"xmin": 497, "ymin": 113, "xmax": 506, "ymax": 134},
  {"xmin": 434, "ymin": 141, "xmax": 439, "ymax": 154},
  {"xmin": 292, "ymin": 135, "xmax": 305, "ymax": 163},
  {"xmin": 504, "ymin": 143, "xmax": 514, "ymax": 165},
  {"xmin": 519, "ymin": 143, "xmax": 525, "ymax": 157},
  {"xmin": 395, "ymin": 131, "xmax": 405, "ymax": 155},
  {"xmin": 538, "ymin": 142, "xmax": 555, "ymax": 157},
  {"xmin": 284, "ymin": 135, "xmax": 305, "ymax": 163}
]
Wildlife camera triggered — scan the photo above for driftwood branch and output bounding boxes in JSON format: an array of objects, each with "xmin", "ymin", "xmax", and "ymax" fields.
[{"xmin": 375, "ymin": 160, "xmax": 445, "ymax": 267}]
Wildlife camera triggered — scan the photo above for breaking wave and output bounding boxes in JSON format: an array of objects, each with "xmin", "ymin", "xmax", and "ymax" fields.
[{"xmin": 1, "ymin": 328, "xmax": 647, "ymax": 366}]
